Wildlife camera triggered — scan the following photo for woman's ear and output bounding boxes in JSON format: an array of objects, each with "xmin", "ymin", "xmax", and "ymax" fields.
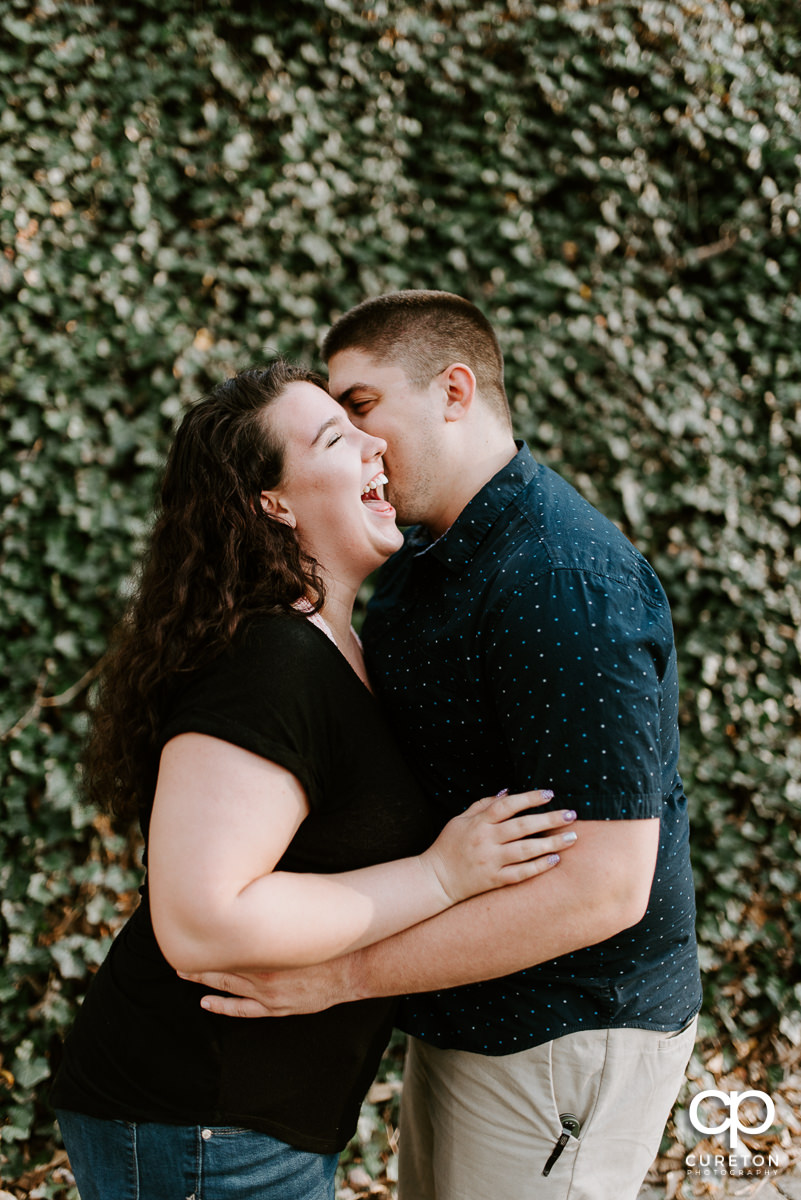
[{"xmin": 259, "ymin": 490, "xmax": 297, "ymax": 529}]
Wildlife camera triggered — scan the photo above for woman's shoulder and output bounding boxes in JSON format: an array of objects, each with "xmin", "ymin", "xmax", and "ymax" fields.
[
  {"xmin": 161, "ymin": 611, "xmax": 345, "ymax": 754},
  {"xmin": 183, "ymin": 611, "xmax": 345, "ymax": 709},
  {"xmin": 235, "ymin": 611, "xmax": 339, "ymax": 674},
  {"xmin": 238, "ymin": 609, "xmax": 322, "ymax": 650}
]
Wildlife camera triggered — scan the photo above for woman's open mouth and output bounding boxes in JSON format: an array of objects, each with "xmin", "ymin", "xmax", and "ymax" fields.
[{"xmin": 361, "ymin": 471, "xmax": 394, "ymax": 515}]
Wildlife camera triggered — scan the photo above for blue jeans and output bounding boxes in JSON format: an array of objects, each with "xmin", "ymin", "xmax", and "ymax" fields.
[{"xmin": 55, "ymin": 1110, "xmax": 338, "ymax": 1200}]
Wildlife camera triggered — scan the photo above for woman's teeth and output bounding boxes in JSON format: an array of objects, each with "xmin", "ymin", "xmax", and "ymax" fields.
[{"xmin": 362, "ymin": 472, "xmax": 388, "ymax": 496}]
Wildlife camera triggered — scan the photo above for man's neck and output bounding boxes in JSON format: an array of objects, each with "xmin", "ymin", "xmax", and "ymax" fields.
[{"xmin": 425, "ymin": 436, "xmax": 518, "ymax": 538}]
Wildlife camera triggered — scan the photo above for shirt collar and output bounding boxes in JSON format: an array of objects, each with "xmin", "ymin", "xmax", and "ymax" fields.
[{"xmin": 407, "ymin": 442, "xmax": 537, "ymax": 572}]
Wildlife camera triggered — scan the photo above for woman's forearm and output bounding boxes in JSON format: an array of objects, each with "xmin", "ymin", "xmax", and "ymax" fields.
[
  {"xmin": 149, "ymin": 736, "xmax": 573, "ymax": 976},
  {"xmin": 157, "ymin": 788, "xmax": 571, "ymax": 973},
  {"xmin": 155, "ymin": 853, "xmax": 452, "ymax": 974}
]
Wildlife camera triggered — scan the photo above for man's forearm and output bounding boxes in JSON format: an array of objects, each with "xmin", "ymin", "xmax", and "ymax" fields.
[
  {"xmin": 347, "ymin": 866, "xmax": 603, "ymax": 997},
  {"xmin": 184, "ymin": 819, "xmax": 659, "ymax": 1019},
  {"xmin": 346, "ymin": 819, "xmax": 658, "ymax": 999}
]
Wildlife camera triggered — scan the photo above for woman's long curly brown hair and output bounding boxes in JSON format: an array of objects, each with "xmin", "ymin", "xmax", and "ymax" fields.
[{"xmin": 84, "ymin": 359, "xmax": 327, "ymax": 823}]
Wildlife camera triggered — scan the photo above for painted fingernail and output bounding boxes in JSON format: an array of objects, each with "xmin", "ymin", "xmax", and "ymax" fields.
[
  {"xmin": 562, "ymin": 831, "xmax": 578, "ymax": 844},
  {"xmin": 563, "ymin": 810, "xmax": 577, "ymax": 822},
  {"xmin": 495, "ymin": 788, "xmax": 509, "ymax": 796},
  {"xmin": 548, "ymin": 853, "xmax": 561, "ymax": 865},
  {"xmin": 540, "ymin": 789, "xmax": 555, "ymax": 801}
]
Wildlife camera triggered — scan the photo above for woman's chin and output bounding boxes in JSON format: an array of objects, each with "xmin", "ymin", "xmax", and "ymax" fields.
[
  {"xmin": 370, "ymin": 542, "xmax": 401, "ymax": 570},
  {"xmin": 364, "ymin": 529, "xmax": 404, "ymax": 573},
  {"xmin": 384, "ymin": 524, "xmax": 405, "ymax": 556},
  {"xmin": 362, "ymin": 505, "xmax": 404, "ymax": 555}
]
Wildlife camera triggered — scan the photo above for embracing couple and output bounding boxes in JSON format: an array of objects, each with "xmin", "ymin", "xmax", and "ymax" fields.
[{"xmin": 52, "ymin": 291, "xmax": 701, "ymax": 1200}]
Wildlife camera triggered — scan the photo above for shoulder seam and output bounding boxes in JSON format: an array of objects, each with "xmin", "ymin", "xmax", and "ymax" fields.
[{"xmin": 488, "ymin": 563, "xmax": 655, "ymax": 625}]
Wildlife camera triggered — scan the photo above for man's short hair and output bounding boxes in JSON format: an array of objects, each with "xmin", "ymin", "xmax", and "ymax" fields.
[{"xmin": 322, "ymin": 290, "xmax": 511, "ymax": 425}]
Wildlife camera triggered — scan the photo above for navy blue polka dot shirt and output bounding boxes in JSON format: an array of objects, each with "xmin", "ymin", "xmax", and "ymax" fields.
[{"xmin": 363, "ymin": 444, "xmax": 702, "ymax": 1054}]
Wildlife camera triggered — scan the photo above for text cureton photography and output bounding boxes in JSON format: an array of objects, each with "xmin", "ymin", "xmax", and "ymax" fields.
[{"xmin": 685, "ymin": 1088, "xmax": 780, "ymax": 1179}]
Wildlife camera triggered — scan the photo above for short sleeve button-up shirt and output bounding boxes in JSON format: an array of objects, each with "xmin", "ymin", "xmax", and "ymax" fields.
[{"xmin": 363, "ymin": 443, "xmax": 701, "ymax": 1053}]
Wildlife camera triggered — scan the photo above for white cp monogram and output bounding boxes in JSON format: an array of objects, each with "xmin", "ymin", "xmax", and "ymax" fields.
[{"xmin": 689, "ymin": 1089, "xmax": 776, "ymax": 1150}]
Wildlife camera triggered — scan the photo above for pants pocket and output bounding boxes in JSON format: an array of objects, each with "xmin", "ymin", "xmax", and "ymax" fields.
[{"xmin": 547, "ymin": 1028, "xmax": 608, "ymax": 1135}]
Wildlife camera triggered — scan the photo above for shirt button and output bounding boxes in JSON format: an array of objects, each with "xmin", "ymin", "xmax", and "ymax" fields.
[{"xmin": 201, "ymin": 1129, "xmax": 212, "ymax": 1140}]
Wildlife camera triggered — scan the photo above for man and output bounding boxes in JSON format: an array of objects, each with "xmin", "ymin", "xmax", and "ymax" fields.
[{"xmin": 194, "ymin": 291, "xmax": 702, "ymax": 1199}]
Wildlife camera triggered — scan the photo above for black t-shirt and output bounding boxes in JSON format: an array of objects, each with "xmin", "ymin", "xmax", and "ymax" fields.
[{"xmin": 51, "ymin": 614, "xmax": 435, "ymax": 1153}]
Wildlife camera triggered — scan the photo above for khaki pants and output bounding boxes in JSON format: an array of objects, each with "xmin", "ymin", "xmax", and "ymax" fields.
[{"xmin": 397, "ymin": 1019, "xmax": 697, "ymax": 1200}]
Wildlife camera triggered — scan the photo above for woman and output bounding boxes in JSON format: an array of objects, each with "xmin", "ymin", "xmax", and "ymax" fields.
[{"xmin": 51, "ymin": 360, "xmax": 578, "ymax": 1199}]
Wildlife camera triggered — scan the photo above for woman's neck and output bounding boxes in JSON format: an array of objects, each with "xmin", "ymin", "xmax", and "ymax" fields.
[
  {"xmin": 317, "ymin": 581, "xmax": 372, "ymax": 691},
  {"xmin": 317, "ymin": 578, "xmax": 358, "ymax": 651}
]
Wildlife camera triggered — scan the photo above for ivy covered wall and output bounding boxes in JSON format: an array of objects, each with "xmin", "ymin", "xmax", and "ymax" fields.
[{"xmin": 1, "ymin": 0, "xmax": 799, "ymax": 1189}]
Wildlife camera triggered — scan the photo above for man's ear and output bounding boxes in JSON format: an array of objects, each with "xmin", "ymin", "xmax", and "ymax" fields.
[
  {"xmin": 259, "ymin": 490, "xmax": 297, "ymax": 528},
  {"xmin": 439, "ymin": 363, "xmax": 476, "ymax": 422}
]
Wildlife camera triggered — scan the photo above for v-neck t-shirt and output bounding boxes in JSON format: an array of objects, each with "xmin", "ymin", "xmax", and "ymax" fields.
[{"xmin": 51, "ymin": 613, "xmax": 435, "ymax": 1152}]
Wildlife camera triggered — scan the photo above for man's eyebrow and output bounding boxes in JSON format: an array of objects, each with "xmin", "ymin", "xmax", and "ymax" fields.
[
  {"xmin": 336, "ymin": 383, "xmax": 377, "ymax": 406},
  {"xmin": 310, "ymin": 415, "xmax": 342, "ymax": 446}
]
